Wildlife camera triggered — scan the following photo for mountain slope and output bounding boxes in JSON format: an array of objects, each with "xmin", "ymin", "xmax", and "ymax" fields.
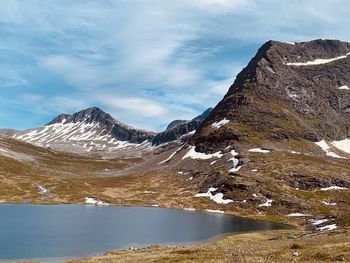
[
  {"xmin": 152, "ymin": 108, "xmax": 213, "ymax": 145},
  {"xmin": 13, "ymin": 107, "xmax": 155, "ymax": 154},
  {"xmin": 155, "ymin": 39, "xmax": 350, "ymax": 227},
  {"xmin": 193, "ymin": 39, "xmax": 350, "ymax": 153}
]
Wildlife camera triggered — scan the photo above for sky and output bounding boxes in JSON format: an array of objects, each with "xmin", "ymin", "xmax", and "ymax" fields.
[{"xmin": 1, "ymin": 0, "xmax": 350, "ymax": 131}]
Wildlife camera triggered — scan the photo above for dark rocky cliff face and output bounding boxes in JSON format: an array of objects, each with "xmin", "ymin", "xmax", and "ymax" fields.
[
  {"xmin": 193, "ymin": 39, "xmax": 350, "ymax": 152},
  {"xmin": 46, "ymin": 114, "xmax": 72, "ymax": 125},
  {"xmin": 152, "ymin": 108, "xmax": 213, "ymax": 145}
]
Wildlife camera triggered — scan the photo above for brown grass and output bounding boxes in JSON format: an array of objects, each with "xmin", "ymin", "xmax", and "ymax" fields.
[{"xmin": 67, "ymin": 228, "xmax": 350, "ymax": 263}]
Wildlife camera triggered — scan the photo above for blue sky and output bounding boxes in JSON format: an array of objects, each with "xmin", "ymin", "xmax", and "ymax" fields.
[{"xmin": 1, "ymin": 0, "xmax": 350, "ymax": 131}]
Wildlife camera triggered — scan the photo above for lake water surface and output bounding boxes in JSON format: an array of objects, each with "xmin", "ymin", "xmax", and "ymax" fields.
[{"xmin": 0, "ymin": 204, "xmax": 286, "ymax": 261}]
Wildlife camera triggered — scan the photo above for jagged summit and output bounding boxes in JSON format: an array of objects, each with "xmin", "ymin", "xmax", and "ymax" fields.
[
  {"xmin": 69, "ymin": 107, "xmax": 116, "ymax": 124},
  {"xmin": 193, "ymin": 39, "xmax": 350, "ymax": 151},
  {"xmin": 47, "ymin": 107, "xmax": 118, "ymax": 125}
]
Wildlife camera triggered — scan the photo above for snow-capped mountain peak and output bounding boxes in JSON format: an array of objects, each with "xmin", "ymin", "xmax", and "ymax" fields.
[{"xmin": 13, "ymin": 107, "xmax": 155, "ymax": 154}]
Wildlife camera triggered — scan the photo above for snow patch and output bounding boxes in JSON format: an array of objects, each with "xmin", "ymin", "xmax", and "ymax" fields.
[
  {"xmin": 212, "ymin": 118, "xmax": 230, "ymax": 129},
  {"xmin": 206, "ymin": 209, "xmax": 225, "ymax": 214},
  {"xmin": 322, "ymin": 201, "xmax": 337, "ymax": 206},
  {"xmin": 159, "ymin": 150, "xmax": 177, "ymax": 164},
  {"xmin": 320, "ymin": 186, "xmax": 347, "ymax": 191},
  {"xmin": 195, "ymin": 187, "xmax": 233, "ymax": 204},
  {"xmin": 338, "ymin": 85, "xmax": 349, "ymax": 90},
  {"xmin": 258, "ymin": 199, "xmax": 273, "ymax": 207},
  {"xmin": 287, "ymin": 213, "xmax": 312, "ymax": 217},
  {"xmin": 228, "ymin": 149, "xmax": 242, "ymax": 173},
  {"xmin": 248, "ymin": 148, "xmax": 270, "ymax": 153},
  {"xmin": 210, "ymin": 160, "xmax": 217, "ymax": 165},
  {"xmin": 182, "ymin": 146, "xmax": 223, "ymax": 160},
  {"xmin": 315, "ymin": 140, "xmax": 346, "ymax": 159},
  {"xmin": 287, "ymin": 52, "xmax": 350, "ymax": 66},
  {"xmin": 310, "ymin": 219, "xmax": 329, "ymax": 226},
  {"xmin": 317, "ymin": 224, "xmax": 337, "ymax": 231},
  {"xmin": 37, "ymin": 185, "xmax": 47, "ymax": 194},
  {"xmin": 159, "ymin": 144, "xmax": 186, "ymax": 164},
  {"xmin": 84, "ymin": 197, "xmax": 109, "ymax": 206},
  {"xmin": 211, "ymin": 193, "xmax": 234, "ymax": 204},
  {"xmin": 331, "ymin": 138, "xmax": 350, "ymax": 154},
  {"xmin": 183, "ymin": 208, "xmax": 196, "ymax": 211}
]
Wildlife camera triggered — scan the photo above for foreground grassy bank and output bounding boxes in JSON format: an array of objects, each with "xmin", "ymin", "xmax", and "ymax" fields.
[{"xmin": 66, "ymin": 228, "xmax": 350, "ymax": 263}]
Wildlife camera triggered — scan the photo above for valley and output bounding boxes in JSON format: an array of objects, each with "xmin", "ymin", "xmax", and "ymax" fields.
[{"xmin": 1, "ymin": 39, "xmax": 350, "ymax": 262}]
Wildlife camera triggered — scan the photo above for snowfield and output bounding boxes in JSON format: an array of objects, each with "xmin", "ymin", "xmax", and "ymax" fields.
[
  {"xmin": 195, "ymin": 187, "xmax": 233, "ymax": 204},
  {"xmin": 182, "ymin": 146, "xmax": 223, "ymax": 160}
]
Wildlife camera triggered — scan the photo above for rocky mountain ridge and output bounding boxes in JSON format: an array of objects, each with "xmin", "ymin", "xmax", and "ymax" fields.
[
  {"xmin": 10, "ymin": 107, "xmax": 213, "ymax": 154},
  {"xmin": 193, "ymin": 39, "xmax": 350, "ymax": 153},
  {"xmin": 152, "ymin": 108, "xmax": 213, "ymax": 146}
]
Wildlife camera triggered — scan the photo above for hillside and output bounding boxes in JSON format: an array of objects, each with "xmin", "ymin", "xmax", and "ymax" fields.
[
  {"xmin": 155, "ymin": 39, "xmax": 350, "ymax": 233},
  {"xmin": 193, "ymin": 39, "xmax": 350, "ymax": 155}
]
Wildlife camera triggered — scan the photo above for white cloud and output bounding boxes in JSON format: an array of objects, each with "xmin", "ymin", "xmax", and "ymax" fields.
[
  {"xmin": 195, "ymin": 0, "xmax": 245, "ymax": 10},
  {"xmin": 0, "ymin": 69, "xmax": 28, "ymax": 88},
  {"xmin": 95, "ymin": 94, "xmax": 167, "ymax": 118},
  {"xmin": 39, "ymin": 55, "xmax": 103, "ymax": 90},
  {"xmin": 20, "ymin": 93, "xmax": 44, "ymax": 102},
  {"xmin": 1, "ymin": 0, "xmax": 350, "ymax": 130}
]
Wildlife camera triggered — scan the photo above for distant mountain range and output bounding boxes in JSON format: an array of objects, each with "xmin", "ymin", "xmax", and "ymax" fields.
[{"xmin": 1, "ymin": 106, "xmax": 212, "ymax": 153}]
